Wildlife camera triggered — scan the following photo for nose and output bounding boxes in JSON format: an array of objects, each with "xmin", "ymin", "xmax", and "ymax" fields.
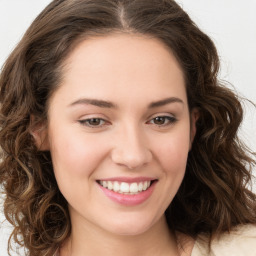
[{"xmin": 111, "ymin": 126, "xmax": 152, "ymax": 169}]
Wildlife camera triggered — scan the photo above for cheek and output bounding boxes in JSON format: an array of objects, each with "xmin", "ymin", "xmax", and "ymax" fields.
[
  {"xmin": 48, "ymin": 128, "xmax": 111, "ymax": 208},
  {"xmin": 49, "ymin": 127, "xmax": 108, "ymax": 179},
  {"xmin": 154, "ymin": 128, "xmax": 190, "ymax": 174}
]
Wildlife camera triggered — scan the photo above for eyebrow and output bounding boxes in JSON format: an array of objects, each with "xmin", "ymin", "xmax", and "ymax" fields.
[
  {"xmin": 69, "ymin": 98, "xmax": 116, "ymax": 108},
  {"xmin": 148, "ymin": 97, "xmax": 184, "ymax": 108},
  {"xmin": 69, "ymin": 97, "xmax": 183, "ymax": 109}
]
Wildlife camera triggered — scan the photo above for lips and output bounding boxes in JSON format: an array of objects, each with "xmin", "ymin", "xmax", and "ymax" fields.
[{"xmin": 97, "ymin": 177, "xmax": 157, "ymax": 206}]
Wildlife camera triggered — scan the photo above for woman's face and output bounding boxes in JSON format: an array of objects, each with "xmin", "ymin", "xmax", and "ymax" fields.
[{"xmin": 42, "ymin": 34, "xmax": 198, "ymax": 236}]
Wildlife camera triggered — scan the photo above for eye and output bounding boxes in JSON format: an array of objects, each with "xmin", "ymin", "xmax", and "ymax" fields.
[
  {"xmin": 148, "ymin": 116, "xmax": 177, "ymax": 126},
  {"xmin": 78, "ymin": 118, "xmax": 107, "ymax": 128}
]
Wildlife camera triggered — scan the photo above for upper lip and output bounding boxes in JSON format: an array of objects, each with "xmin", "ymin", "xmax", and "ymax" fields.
[{"xmin": 97, "ymin": 176, "xmax": 157, "ymax": 183}]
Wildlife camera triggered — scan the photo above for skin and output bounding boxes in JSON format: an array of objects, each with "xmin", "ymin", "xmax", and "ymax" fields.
[{"xmin": 35, "ymin": 33, "xmax": 198, "ymax": 256}]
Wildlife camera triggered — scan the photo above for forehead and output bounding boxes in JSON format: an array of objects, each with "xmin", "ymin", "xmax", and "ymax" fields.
[
  {"xmin": 52, "ymin": 33, "xmax": 187, "ymax": 107},
  {"xmin": 64, "ymin": 33, "xmax": 183, "ymax": 73}
]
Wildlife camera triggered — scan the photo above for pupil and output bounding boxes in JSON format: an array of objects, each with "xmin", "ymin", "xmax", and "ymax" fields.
[
  {"xmin": 154, "ymin": 117, "xmax": 165, "ymax": 125},
  {"xmin": 89, "ymin": 118, "xmax": 100, "ymax": 125}
]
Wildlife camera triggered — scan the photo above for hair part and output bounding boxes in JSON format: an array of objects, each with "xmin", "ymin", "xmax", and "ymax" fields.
[{"xmin": 0, "ymin": 0, "xmax": 255, "ymax": 255}]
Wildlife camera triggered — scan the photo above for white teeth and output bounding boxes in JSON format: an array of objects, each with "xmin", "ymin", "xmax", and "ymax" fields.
[
  {"xmin": 143, "ymin": 181, "xmax": 148, "ymax": 191},
  {"xmin": 107, "ymin": 181, "xmax": 113, "ymax": 190},
  {"xmin": 113, "ymin": 181, "xmax": 119, "ymax": 192},
  {"xmin": 103, "ymin": 181, "xmax": 108, "ymax": 188},
  {"xmin": 138, "ymin": 182, "xmax": 143, "ymax": 192},
  {"xmin": 130, "ymin": 183, "xmax": 138, "ymax": 193},
  {"xmin": 120, "ymin": 182, "xmax": 130, "ymax": 193},
  {"xmin": 99, "ymin": 180, "xmax": 152, "ymax": 194}
]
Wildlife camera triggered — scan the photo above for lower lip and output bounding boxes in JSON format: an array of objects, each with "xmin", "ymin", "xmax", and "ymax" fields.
[{"xmin": 97, "ymin": 182, "xmax": 157, "ymax": 206}]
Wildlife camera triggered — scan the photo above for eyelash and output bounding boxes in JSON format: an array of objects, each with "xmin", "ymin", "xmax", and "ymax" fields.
[
  {"xmin": 147, "ymin": 115, "xmax": 177, "ymax": 127},
  {"xmin": 78, "ymin": 115, "xmax": 177, "ymax": 128},
  {"xmin": 78, "ymin": 118, "xmax": 108, "ymax": 128}
]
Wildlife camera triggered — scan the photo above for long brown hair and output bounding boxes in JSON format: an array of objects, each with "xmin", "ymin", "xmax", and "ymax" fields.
[{"xmin": 0, "ymin": 0, "xmax": 255, "ymax": 255}]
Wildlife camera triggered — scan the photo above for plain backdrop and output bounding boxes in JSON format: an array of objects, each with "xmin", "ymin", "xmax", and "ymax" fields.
[{"xmin": 0, "ymin": 1, "xmax": 256, "ymax": 255}]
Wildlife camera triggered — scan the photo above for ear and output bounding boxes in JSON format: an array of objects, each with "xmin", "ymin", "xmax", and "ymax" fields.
[
  {"xmin": 189, "ymin": 108, "xmax": 200, "ymax": 149},
  {"xmin": 29, "ymin": 116, "xmax": 50, "ymax": 151}
]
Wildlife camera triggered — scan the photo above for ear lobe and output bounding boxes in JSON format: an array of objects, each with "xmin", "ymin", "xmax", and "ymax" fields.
[
  {"xmin": 30, "ymin": 116, "xmax": 50, "ymax": 151},
  {"xmin": 190, "ymin": 108, "xmax": 200, "ymax": 149}
]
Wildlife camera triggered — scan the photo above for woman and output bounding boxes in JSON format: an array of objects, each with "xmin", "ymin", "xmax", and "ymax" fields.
[{"xmin": 0, "ymin": 0, "xmax": 255, "ymax": 255}]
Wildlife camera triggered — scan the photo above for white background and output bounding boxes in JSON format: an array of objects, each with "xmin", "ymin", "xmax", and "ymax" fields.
[{"xmin": 0, "ymin": 1, "xmax": 255, "ymax": 255}]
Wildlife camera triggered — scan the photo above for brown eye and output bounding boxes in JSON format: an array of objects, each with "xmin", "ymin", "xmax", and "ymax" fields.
[
  {"xmin": 79, "ymin": 118, "xmax": 106, "ymax": 127},
  {"xmin": 87, "ymin": 118, "xmax": 102, "ymax": 126},
  {"xmin": 153, "ymin": 117, "xmax": 166, "ymax": 125},
  {"xmin": 148, "ymin": 116, "xmax": 177, "ymax": 126}
]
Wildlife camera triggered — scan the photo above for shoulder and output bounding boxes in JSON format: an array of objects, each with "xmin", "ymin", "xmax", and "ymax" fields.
[{"xmin": 192, "ymin": 224, "xmax": 256, "ymax": 256}]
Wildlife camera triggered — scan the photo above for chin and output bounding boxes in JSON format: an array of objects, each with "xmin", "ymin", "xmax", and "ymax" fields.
[{"xmin": 104, "ymin": 215, "xmax": 156, "ymax": 236}]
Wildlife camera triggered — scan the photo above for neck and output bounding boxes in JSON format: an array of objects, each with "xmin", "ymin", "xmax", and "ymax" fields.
[{"xmin": 60, "ymin": 215, "xmax": 181, "ymax": 256}]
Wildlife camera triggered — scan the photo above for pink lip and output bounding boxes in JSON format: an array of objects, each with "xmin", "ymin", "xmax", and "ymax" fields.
[{"xmin": 97, "ymin": 180, "xmax": 157, "ymax": 206}]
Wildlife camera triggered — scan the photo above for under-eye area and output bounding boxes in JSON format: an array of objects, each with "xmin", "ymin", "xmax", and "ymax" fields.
[{"xmin": 97, "ymin": 180, "xmax": 158, "ymax": 195}]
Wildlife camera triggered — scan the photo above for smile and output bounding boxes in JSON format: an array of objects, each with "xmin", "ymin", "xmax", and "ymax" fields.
[
  {"xmin": 98, "ymin": 180, "xmax": 151, "ymax": 194},
  {"xmin": 97, "ymin": 177, "xmax": 158, "ymax": 206}
]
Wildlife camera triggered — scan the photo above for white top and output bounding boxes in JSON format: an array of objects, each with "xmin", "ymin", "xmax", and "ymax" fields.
[{"xmin": 191, "ymin": 224, "xmax": 256, "ymax": 256}]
